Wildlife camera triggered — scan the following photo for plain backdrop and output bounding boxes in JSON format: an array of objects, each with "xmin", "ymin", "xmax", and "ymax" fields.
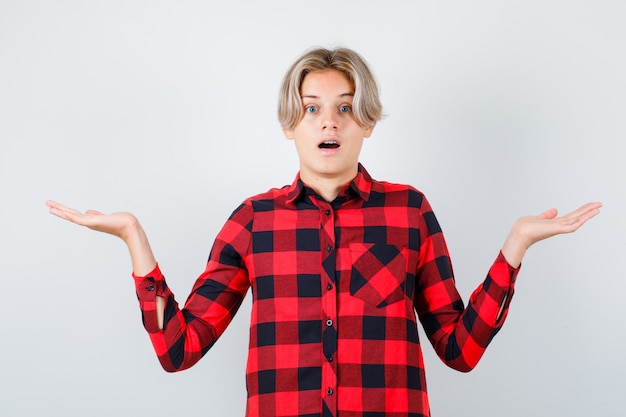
[{"xmin": 1, "ymin": 1, "xmax": 624, "ymax": 416}]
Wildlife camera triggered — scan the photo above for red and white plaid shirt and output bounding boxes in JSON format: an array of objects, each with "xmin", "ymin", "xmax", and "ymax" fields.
[{"xmin": 134, "ymin": 164, "xmax": 519, "ymax": 417}]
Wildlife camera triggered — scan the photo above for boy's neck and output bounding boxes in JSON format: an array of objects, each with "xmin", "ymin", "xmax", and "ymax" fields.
[
  {"xmin": 301, "ymin": 173, "xmax": 354, "ymax": 203},
  {"xmin": 313, "ymin": 184, "xmax": 342, "ymax": 203}
]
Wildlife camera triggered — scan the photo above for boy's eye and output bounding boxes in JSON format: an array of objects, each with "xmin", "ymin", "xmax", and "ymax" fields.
[
  {"xmin": 339, "ymin": 105, "xmax": 352, "ymax": 113},
  {"xmin": 305, "ymin": 105, "xmax": 318, "ymax": 113}
]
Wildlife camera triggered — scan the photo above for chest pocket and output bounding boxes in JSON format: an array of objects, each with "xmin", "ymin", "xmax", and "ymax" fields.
[{"xmin": 350, "ymin": 243, "xmax": 408, "ymax": 308}]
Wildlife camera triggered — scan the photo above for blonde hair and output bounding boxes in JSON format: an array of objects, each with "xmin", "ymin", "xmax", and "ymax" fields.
[{"xmin": 278, "ymin": 47, "xmax": 383, "ymax": 130}]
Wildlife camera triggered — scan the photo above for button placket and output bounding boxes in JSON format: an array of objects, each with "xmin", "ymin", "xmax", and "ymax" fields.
[{"xmin": 318, "ymin": 202, "xmax": 338, "ymax": 415}]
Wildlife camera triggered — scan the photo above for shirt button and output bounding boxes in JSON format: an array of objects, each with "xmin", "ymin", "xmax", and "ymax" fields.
[
  {"xmin": 327, "ymin": 245, "xmax": 333, "ymax": 252},
  {"xmin": 327, "ymin": 356, "xmax": 333, "ymax": 362},
  {"xmin": 327, "ymin": 283, "xmax": 333, "ymax": 290},
  {"xmin": 327, "ymin": 388, "xmax": 334, "ymax": 396},
  {"xmin": 326, "ymin": 319, "xmax": 333, "ymax": 327},
  {"xmin": 146, "ymin": 284, "xmax": 155, "ymax": 291},
  {"xmin": 325, "ymin": 209, "xmax": 331, "ymax": 216}
]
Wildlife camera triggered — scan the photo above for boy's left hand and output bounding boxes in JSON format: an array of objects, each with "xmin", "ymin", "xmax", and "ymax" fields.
[{"xmin": 501, "ymin": 201, "xmax": 602, "ymax": 267}]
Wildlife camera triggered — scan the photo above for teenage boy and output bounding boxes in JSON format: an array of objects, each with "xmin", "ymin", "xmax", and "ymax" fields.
[{"xmin": 47, "ymin": 47, "xmax": 601, "ymax": 417}]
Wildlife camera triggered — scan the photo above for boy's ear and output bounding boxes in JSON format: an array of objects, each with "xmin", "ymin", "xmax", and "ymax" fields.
[
  {"xmin": 364, "ymin": 124, "xmax": 375, "ymax": 138},
  {"xmin": 282, "ymin": 127, "xmax": 294, "ymax": 140}
]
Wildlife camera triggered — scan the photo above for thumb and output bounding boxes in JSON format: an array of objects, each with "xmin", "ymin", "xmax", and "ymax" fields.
[{"xmin": 538, "ymin": 208, "xmax": 558, "ymax": 220}]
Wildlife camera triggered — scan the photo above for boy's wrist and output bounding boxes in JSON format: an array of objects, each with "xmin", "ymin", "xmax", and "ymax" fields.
[{"xmin": 501, "ymin": 231, "xmax": 528, "ymax": 268}]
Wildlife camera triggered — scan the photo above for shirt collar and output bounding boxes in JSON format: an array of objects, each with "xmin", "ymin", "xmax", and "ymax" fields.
[{"xmin": 286, "ymin": 163, "xmax": 373, "ymax": 205}]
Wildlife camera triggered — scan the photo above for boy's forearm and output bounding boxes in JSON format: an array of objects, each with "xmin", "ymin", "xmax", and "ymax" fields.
[
  {"xmin": 125, "ymin": 221, "xmax": 164, "ymax": 329},
  {"xmin": 124, "ymin": 220, "xmax": 158, "ymax": 276}
]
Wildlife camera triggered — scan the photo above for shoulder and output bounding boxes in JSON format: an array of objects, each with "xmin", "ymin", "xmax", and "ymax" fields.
[
  {"xmin": 232, "ymin": 184, "xmax": 292, "ymax": 214},
  {"xmin": 368, "ymin": 177, "xmax": 430, "ymax": 210},
  {"xmin": 246, "ymin": 184, "xmax": 291, "ymax": 206}
]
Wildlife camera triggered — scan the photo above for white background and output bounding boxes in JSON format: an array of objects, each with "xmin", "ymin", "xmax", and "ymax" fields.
[{"xmin": 1, "ymin": 1, "xmax": 624, "ymax": 416}]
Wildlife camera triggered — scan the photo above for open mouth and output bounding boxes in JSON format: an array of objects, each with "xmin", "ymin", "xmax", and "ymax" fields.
[{"xmin": 319, "ymin": 140, "xmax": 340, "ymax": 149}]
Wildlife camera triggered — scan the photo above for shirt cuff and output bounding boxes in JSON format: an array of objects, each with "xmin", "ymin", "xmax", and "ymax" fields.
[
  {"xmin": 490, "ymin": 250, "xmax": 520, "ymax": 288},
  {"xmin": 132, "ymin": 263, "xmax": 168, "ymax": 301}
]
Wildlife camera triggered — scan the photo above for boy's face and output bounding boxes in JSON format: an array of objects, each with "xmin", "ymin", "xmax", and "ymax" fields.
[{"xmin": 283, "ymin": 69, "xmax": 374, "ymax": 187}]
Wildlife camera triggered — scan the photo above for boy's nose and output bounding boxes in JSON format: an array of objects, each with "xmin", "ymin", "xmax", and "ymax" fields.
[{"xmin": 321, "ymin": 109, "xmax": 339, "ymax": 130}]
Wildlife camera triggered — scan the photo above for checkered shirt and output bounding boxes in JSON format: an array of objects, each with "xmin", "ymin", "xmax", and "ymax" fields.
[{"xmin": 134, "ymin": 164, "xmax": 519, "ymax": 417}]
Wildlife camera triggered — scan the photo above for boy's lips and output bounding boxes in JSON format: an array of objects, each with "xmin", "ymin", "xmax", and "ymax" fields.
[{"xmin": 318, "ymin": 137, "xmax": 341, "ymax": 149}]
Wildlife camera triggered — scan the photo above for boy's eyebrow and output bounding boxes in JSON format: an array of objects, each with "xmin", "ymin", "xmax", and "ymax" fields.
[{"xmin": 302, "ymin": 92, "xmax": 354, "ymax": 99}]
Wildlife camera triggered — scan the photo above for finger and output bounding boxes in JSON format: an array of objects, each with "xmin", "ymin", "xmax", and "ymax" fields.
[
  {"xmin": 48, "ymin": 206, "xmax": 82, "ymax": 223},
  {"xmin": 50, "ymin": 206, "xmax": 82, "ymax": 220},
  {"xmin": 46, "ymin": 200, "xmax": 69, "ymax": 211},
  {"xmin": 561, "ymin": 202, "xmax": 602, "ymax": 222},
  {"xmin": 47, "ymin": 202, "xmax": 94, "ymax": 225},
  {"xmin": 567, "ymin": 201, "xmax": 602, "ymax": 216},
  {"xmin": 570, "ymin": 206, "xmax": 601, "ymax": 227},
  {"xmin": 46, "ymin": 200, "xmax": 80, "ymax": 216},
  {"xmin": 557, "ymin": 204, "xmax": 602, "ymax": 233},
  {"xmin": 537, "ymin": 208, "xmax": 558, "ymax": 220}
]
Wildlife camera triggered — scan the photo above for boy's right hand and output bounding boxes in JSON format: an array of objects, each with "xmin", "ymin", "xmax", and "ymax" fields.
[{"xmin": 46, "ymin": 200, "xmax": 139, "ymax": 243}]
